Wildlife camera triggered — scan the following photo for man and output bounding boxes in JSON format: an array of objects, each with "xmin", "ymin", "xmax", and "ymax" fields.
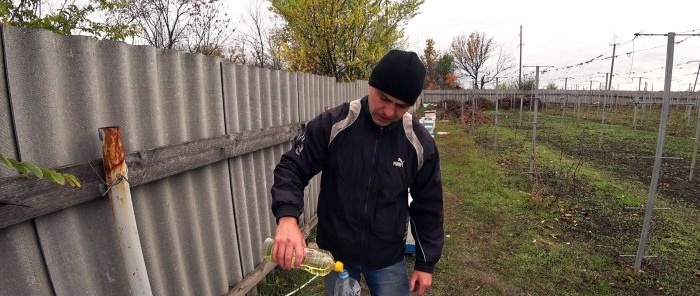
[{"xmin": 270, "ymin": 49, "xmax": 444, "ymax": 296}]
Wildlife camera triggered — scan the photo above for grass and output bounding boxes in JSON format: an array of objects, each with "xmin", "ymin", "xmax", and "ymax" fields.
[{"xmin": 256, "ymin": 106, "xmax": 700, "ymax": 295}]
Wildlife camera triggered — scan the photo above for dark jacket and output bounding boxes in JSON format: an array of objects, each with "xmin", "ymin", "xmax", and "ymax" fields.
[{"xmin": 271, "ymin": 96, "xmax": 444, "ymax": 272}]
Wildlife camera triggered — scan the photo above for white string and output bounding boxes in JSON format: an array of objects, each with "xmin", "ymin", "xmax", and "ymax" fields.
[{"xmin": 284, "ymin": 275, "xmax": 319, "ymax": 296}]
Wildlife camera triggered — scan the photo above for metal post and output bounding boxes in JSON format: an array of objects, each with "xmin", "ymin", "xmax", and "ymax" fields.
[
  {"xmin": 599, "ymin": 94, "xmax": 607, "ymax": 149},
  {"xmin": 576, "ymin": 94, "xmax": 581, "ymax": 124},
  {"xmin": 519, "ymin": 25, "xmax": 523, "ymax": 88},
  {"xmin": 634, "ymin": 32, "xmax": 675, "ymax": 271},
  {"xmin": 529, "ymin": 96, "xmax": 539, "ymax": 174},
  {"xmin": 686, "ymin": 95, "xmax": 692, "ymax": 127},
  {"xmin": 527, "ymin": 67, "xmax": 543, "ymax": 174},
  {"xmin": 638, "ymin": 77, "xmax": 642, "ymax": 91},
  {"xmin": 471, "ymin": 94, "xmax": 476, "ymax": 131},
  {"xmin": 604, "ymin": 73, "xmax": 609, "ymax": 91},
  {"xmin": 519, "ymin": 96, "xmax": 524, "ymax": 127},
  {"xmin": 100, "ymin": 127, "xmax": 153, "ymax": 296},
  {"xmin": 633, "ymin": 99, "xmax": 639, "ymax": 130},
  {"xmin": 608, "ymin": 37, "xmax": 618, "ymax": 90},
  {"xmin": 494, "ymin": 78, "xmax": 499, "ymax": 149},
  {"xmin": 690, "ymin": 95, "xmax": 700, "ymax": 181},
  {"xmin": 460, "ymin": 95, "xmax": 464, "ymax": 128},
  {"xmin": 693, "ymin": 62, "xmax": 699, "ymax": 92}
]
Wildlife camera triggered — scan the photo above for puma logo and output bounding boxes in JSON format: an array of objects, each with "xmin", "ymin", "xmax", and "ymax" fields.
[
  {"xmin": 393, "ymin": 157, "xmax": 404, "ymax": 168},
  {"xmin": 294, "ymin": 131, "xmax": 306, "ymax": 155}
]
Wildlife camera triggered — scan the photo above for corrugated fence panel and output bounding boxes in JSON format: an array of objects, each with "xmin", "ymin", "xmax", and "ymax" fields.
[
  {"xmin": 258, "ymin": 67, "xmax": 277, "ymax": 241},
  {"xmin": 2, "ymin": 26, "xmax": 237, "ymax": 296},
  {"xmin": 0, "ymin": 222, "xmax": 53, "ymax": 296},
  {"xmin": 323, "ymin": 75, "xmax": 332, "ymax": 109},
  {"xmin": 224, "ymin": 64, "xmax": 257, "ymax": 277},
  {"xmin": 247, "ymin": 66, "xmax": 274, "ymax": 270},
  {"xmin": 0, "ymin": 26, "xmax": 16, "ymax": 179},
  {"xmin": 314, "ymin": 75, "xmax": 323, "ymax": 116},
  {"xmin": 0, "ymin": 29, "xmax": 49, "ymax": 296},
  {"xmin": 298, "ymin": 72, "xmax": 310, "ymax": 123}
]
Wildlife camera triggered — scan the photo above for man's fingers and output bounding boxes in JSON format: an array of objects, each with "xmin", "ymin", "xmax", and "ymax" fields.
[
  {"xmin": 275, "ymin": 243, "xmax": 290, "ymax": 269},
  {"xmin": 294, "ymin": 245, "xmax": 304, "ymax": 268},
  {"xmin": 284, "ymin": 246, "xmax": 295, "ymax": 268},
  {"xmin": 417, "ymin": 286, "xmax": 427, "ymax": 296}
]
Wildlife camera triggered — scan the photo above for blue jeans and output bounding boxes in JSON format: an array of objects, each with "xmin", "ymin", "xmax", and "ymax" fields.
[{"xmin": 324, "ymin": 258, "xmax": 409, "ymax": 296}]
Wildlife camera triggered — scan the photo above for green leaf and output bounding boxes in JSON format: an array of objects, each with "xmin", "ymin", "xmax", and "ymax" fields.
[
  {"xmin": 22, "ymin": 162, "xmax": 44, "ymax": 178},
  {"xmin": 8, "ymin": 157, "xmax": 20, "ymax": 166},
  {"xmin": 64, "ymin": 173, "xmax": 82, "ymax": 188},
  {"xmin": 0, "ymin": 153, "xmax": 80, "ymax": 188},
  {"xmin": 0, "ymin": 154, "xmax": 12, "ymax": 167},
  {"xmin": 15, "ymin": 163, "xmax": 30, "ymax": 175},
  {"xmin": 46, "ymin": 170, "xmax": 66, "ymax": 185}
]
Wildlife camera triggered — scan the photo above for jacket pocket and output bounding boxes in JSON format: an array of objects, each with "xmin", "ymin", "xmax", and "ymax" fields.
[{"xmin": 371, "ymin": 191, "xmax": 408, "ymax": 241}]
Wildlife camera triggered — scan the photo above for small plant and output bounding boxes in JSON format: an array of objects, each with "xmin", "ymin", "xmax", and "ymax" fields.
[{"xmin": 0, "ymin": 153, "xmax": 81, "ymax": 188}]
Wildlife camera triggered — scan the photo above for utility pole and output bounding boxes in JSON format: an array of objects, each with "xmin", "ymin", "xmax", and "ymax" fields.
[
  {"xmin": 516, "ymin": 25, "xmax": 524, "ymax": 89},
  {"xmin": 608, "ymin": 36, "xmax": 619, "ymax": 91}
]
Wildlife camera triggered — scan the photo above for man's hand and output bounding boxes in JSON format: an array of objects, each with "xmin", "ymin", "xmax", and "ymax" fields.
[
  {"xmin": 409, "ymin": 270, "xmax": 433, "ymax": 295},
  {"xmin": 273, "ymin": 217, "xmax": 306, "ymax": 269}
]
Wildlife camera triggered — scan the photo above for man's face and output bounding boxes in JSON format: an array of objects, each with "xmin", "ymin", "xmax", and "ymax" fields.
[{"xmin": 368, "ymin": 86, "xmax": 411, "ymax": 126}]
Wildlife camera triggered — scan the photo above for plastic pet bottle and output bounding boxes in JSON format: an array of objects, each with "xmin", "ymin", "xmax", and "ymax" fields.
[
  {"xmin": 262, "ymin": 238, "xmax": 344, "ymax": 276},
  {"xmin": 334, "ymin": 269, "xmax": 361, "ymax": 296}
]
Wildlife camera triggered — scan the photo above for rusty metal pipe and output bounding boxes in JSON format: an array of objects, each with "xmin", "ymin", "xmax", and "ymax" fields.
[{"xmin": 100, "ymin": 126, "xmax": 153, "ymax": 296}]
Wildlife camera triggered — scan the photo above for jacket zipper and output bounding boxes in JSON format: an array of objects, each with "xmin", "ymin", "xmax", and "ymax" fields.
[{"xmin": 359, "ymin": 126, "xmax": 382, "ymax": 269}]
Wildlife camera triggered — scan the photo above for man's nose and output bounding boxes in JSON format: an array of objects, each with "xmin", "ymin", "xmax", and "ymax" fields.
[{"xmin": 383, "ymin": 106, "xmax": 395, "ymax": 118}]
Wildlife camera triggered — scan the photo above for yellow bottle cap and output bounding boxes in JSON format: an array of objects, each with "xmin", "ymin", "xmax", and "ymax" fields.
[{"xmin": 334, "ymin": 261, "xmax": 344, "ymax": 272}]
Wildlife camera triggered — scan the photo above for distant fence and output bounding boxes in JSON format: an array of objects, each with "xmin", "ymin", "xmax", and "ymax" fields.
[
  {"xmin": 421, "ymin": 89, "xmax": 699, "ymax": 109},
  {"xmin": 0, "ymin": 25, "xmax": 373, "ymax": 296}
]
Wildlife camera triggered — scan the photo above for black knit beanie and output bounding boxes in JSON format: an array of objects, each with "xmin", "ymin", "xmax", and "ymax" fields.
[{"xmin": 369, "ymin": 49, "xmax": 426, "ymax": 105}]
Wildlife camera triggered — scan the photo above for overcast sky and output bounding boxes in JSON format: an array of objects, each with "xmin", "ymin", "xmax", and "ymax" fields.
[
  {"xmin": 231, "ymin": 0, "xmax": 700, "ymax": 91},
  {"xmin": 403, "ymin": 0, "xmax": 700, "ymax": 91}
]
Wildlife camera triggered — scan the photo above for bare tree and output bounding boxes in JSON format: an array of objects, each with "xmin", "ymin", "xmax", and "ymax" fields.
[
  {"xmin": 111, "ymin": 0, "xmax": 232, "ymax": 53},
  {"xmin": 121, "ymin": 0, "xmax": 197, "ymax": 49},
  {"xmin": 225, "ymin": 43, "xmax": 248, "ymax": 65},
  {"xmin": 240, "ymin": 0, "xmax": 268, "ymax": 68},
  {"xmin": 451, "ymin": 32, "xmax": 513, "ymax": 89},
  {"xmin": 480, "ymin": 47, "xmax": 514, "ymax": 89},
  {"xmin": 239, "ymin": 0, "xmax": 283, "ymax": 69},
  {"xmin": 186, "ymin": 1, "xmax": 234, "ymax": 57}
]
